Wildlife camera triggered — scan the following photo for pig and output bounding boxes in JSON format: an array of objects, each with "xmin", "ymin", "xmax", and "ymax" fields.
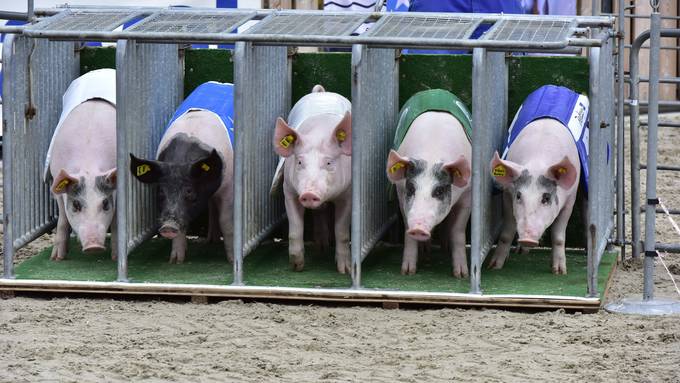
[
  {"xmin": 488, "ymin": 85, "xmax": 589, "ymax": 275},
  {"xmin": 45, "ymin": 68, "xmax": 118, "ymax": 261},
  {"xmin": 129, "ymin": 81, "xmax": 234, "ymax": 264},
  {"xmin": 386, "ymin": 89, "xmax": 472, "ymax": 277},
  {"xmin": 271, "ymin": 85, "xmax": 352, "ymax": 273}
]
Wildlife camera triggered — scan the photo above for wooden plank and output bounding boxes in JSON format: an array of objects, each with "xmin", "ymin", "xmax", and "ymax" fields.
[{"xmin": 0, "ymin": 279, "xmax": 604, "ymax": 311}]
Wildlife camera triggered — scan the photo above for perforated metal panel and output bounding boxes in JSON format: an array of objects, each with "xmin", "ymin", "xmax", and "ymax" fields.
[
  {"xmin": 366, "ymin": 14, "xmax": 481, "ymax": 40},
  {"xmin": 482, "ymin": 19, "xmax": 575, "ymax": 43},
  {"xmin": 28, "ymin": 10, "xmax": 140, "ymax": 32},
  {"xmin": 128, "ymin": 11, "xmax": 255, "ymax": 34},
  {"xmin": 246, "ymin": 13, "xmax": 368, "ymax": 36}
]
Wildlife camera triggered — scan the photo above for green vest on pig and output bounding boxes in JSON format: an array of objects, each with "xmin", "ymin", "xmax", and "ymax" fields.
[{"xmin": 392, "ymin": 89, "xmax": 472, "ymax": 150}]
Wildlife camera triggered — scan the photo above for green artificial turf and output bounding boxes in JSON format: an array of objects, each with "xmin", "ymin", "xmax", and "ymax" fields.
[{"xmin": 15, "ymin": 238, "xmax": 616, "ymax": 297}]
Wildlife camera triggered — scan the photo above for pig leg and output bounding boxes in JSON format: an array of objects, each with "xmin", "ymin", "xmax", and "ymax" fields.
[
  {"xmin": 215, "ymin": 196, "xmax": 234, "ymax": 263},
  {"xmin": 402, "ymin": 232, "xmax": 419, "ymax": 275},
  {"xmin": 284, "ymin": 187, "xmax": 306, "ymax": 271},
  {"xmin": 50, "ymin": 196, "xmax": 71, "ymax": 261},
  {"xmin": 169, "ymin": 233, "xmax": 188, "ymax": 264},
  {"xmin": 313, "ymin": 207, "xmax": 331, "ymax": 255},
  {"xmin": 333, "ymin": 190, "xmax": 352, "ymax": 274},
  {"xmin": 206, "ymin": 199, "xmax": 223, "ymax": 243},
  {"xmin": 449, "ymin": 198, "xmax": 471, "ymax": 278},
  {"xmin": 110, "ymin": 216, "xmax": 118, "ymax": 261},
  {"xmin": 550, "ymin": 193, "xmax": 576, "ymax": 275},
  {"xmin": 488, "ymin": 191, "xmax": 516, "ymax": 269}
]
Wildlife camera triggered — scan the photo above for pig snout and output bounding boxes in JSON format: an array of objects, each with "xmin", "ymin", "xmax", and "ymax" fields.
[
  {"xmin": 518, "ymin": 238, "xmax": 539, "ymax": 248},
  {"xmin": 407, "ymin": 218, "xmax": 433, "ymax": 241},
  {"xmin": 82, "ymin": 242, "xmax": 106, "ymax": 253},
  {"xmin": 159, "ymin": 222, "xmax": 180, "ymax": 239},
  {"xmin": 299, "ymin": 191, "xmax": 323, "ymax": 209},
  {"xmin": 79, "ymin": 226, "xmax": 107, "ymax": 253},
  {"xmin": 517, "ymin": 224, "xmax": 541, "ymax": 247}
]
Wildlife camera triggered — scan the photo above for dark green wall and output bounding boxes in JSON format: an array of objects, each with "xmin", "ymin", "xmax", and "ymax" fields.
[{"xmin": 80, "ymin": 47, "xmax": 590, "ymax": 247}]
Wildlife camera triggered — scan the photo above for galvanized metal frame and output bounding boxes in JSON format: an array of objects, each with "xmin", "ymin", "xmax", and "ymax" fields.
[
  {"xmin": 1, "ymin": 7, "xmax": 617, "ymax": 301},
  {"xmin": 350, "ymin": 45, "xmax": 399, "ymax": 288},
  {"xmin": 233, "ymin": 42, "xmax": 289, "ymax": 286},
  {"xmin": 469, "ymin": 49, "xmax": 507, "ymax": 294},
  {"xmin": 2, "ymin": 34, "xmax": 79, "ymax": 279},
  {"xmin": 116, "ymin": 40, "xmax": 183, "ymax": 282}
]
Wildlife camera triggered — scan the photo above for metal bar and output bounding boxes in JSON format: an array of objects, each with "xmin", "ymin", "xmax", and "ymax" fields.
[
  {"xmin": 602, "ymin": 12, "xmax": 680, "ymax": 20},
  {"xmin": 640, "ymin": 121, "xmax": 680, "ymax": 128},
  {"xmin": 116, "ymin": 42, "xmax": 130, "ymax": 283},
  {"xmin": 640, "ymin": 163, "xmax": 680, "ymax": 171},
  {"xmin": 27, "ymin": 0, "xmax": 34, "ymax": 21},
  {"xmin": 643, "ymin": 11, "xmax": 661, "ymax": 301},
  {"xmin": 655, "ymin": 243, "xmax": 680, "ymax": 253},
  {"xmin": 635, "ymin": 77, "xmax": 680, "ymax": 84},
  {"xmin": 616, "ymin": 0, "xmax": 625, "ymax": 260},
  {"xmin": 624, "ymin": 45, "xmax": 680, "ymax": 50},
  {"xmin": 0, "ymin": 11, "xmax": 31, "ymax": 21},
  {"xmin": 587, "ymin": 41, "xmax": 601, "ymax": 297},
  {"xmin": 2, "ymin": 35, "xmax": 16, "ymax": 279}
]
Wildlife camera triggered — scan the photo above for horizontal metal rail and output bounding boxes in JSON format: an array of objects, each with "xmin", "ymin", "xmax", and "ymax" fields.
[
  {"xmin": 601, "ymin": 12, "xmax": 680, "ymax": 20},
  {"xmin": 640, "ymin": 164, "xmax": 680, "ymax": 171},
  {"xmin": 627, "ymin": 100, "xmax": 680, "ymax": 107},
  {"xmin": 6, "ymin": 8, "xmax": 613, "ymax": 50},
  {"xmin": 625, "ymin": 76, "xmax": 680, "ymax": 84},
  {"xmin": 624, "ymin": 44, "xmax": 680, "ymax": 50},
  {"xmin": 655, "ymin": 243, "xmax": 680, "ymax": 253},
  {"xmin": 640, "ymin": 121, "xmax": 680, "ymax": 128}
]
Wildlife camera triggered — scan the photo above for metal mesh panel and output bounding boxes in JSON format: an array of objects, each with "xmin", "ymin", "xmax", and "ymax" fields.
[
  {"xmin": 2, "ymin": 35, "xmax": 79, "ymax": 278},
  {"xmin": 116, "ymin": 40, "xmax": 183, "ymax": 281},
  {"xmin": 29, "ymin": 10, "xmax": 139, "ymax": 32},
  {"xmin": 350, "ymin": 46, "xmax": 399, "ymax": 287},
  {"xmin": 128, "ymin": 11, "xmax": 254, "ymax": 34},
  {"xmin": 233, "ymin": 42, "xmax": 288, "ymax": 285},
  {"xmin": 366, "ymin": 14, "xmax": 480, "ymax": 40},
  {"xmin": 247, "ymin": 13, "xmax": 367, "ymax": 36},
  {"xmin": 482, "ymin": 19, "xmax": 574, "ymax": 43},
  {"xmin": 470, "ymin": 49, "xmax": 506, "ymax": 294}
]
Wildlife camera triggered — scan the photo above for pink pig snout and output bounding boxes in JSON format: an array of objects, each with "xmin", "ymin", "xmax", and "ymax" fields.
[
  {"xmin": 159, "ymin": 223, "xmax": 180, "ymax": 239},
  {"xmin": 299, "ymin": 191, "xmax": 322, "ymax": 209},
  {"xmin": 407, "ymin": 218, "xmax": 433, "ymax": 241},
  {"xmin": 518, "ymin": 226, "xmax": 541, "ymax": 247},
  {"xmin": 80, "ymin": 226, "xmax": 107, "ymax": 253}
]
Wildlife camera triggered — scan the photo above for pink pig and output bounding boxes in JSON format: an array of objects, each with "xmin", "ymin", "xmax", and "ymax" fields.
[
  {"xmin": 46, "ymin": 69, "xmax": 117, "ymax": 261},
  {"xmin": 271, "ymin": 85, "xmax": 352, "ymax": 273},
  {"xmin": 489, "ymin": 118, "xmax": 580, "ymax": 275}
]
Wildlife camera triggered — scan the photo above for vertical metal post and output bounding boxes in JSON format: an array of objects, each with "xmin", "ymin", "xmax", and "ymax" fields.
[
  {"xmin": 616, "ymin": 0, "xmax": 626, "ymax": 259},
  {"xmin": 470, "ymin": 48, "xmax": 507, "ymax": 295},
  {"xmin": 350, "ymin": 45, "xmax": 399, "ymax": 289},
  {"xmin": 587, "ymin": 43, "xmax": 601, "ymax": 297},
  {"xmin": 630, "ymin": 41, "xmax": 642, "ymax": 259},
  {"xmin": 27, "ymin": 0, "xmax": 34, "ymax": 21},
  {"xmin": 643, "ymin": 8, "xmax": 661, "ymax": 301},
  {"xmin": 233, "ymin": 42, "xmax": 289, "ymax": 286},
  {"xmin": 2, "ymin": 35, "xmax": 17, "ymax": 279},
  {"xmin": 117, "ymin": 40, "xmax": 183, "ymax": 282}
]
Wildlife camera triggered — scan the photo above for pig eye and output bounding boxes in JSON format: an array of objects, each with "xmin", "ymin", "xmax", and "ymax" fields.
[
  {"xmin": 102, "ymin": 199, "xmax": 110, "ymax": 211},
  {"xmin": 406, "ymin": 181, "xmax": 416, "ymax": 197},
  {"xmin": 515, "ymin": 191, "xmax": 522, "ymax": 202},
  {"xmin": 72, "ymin": 200, "xmax": 82, "ymax": 213},
  {"xmin": 541, "ymin": 193, "xmax": 551, "ymax": 205},
  {"xmin": 432, "ymin": 185, "xmax": 448, "ymax": 199}
]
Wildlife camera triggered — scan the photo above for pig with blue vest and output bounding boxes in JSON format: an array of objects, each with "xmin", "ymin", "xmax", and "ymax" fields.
[
  {"xmin": 489, "ymin": 85, "xmax": 589, "ymax": 274},
  {"xmin": 271, "ymin": 85, "xmax": 352, "ymax": 274},
  {"xmin": 386, "ymin": 90, "xmax": 472, "ymax": 277},
  {"xmin": 130, "ymin": 82, "xmax": 234, "ymax": 264},
  {"xmin": 46, "ymin": 69, "xmax": 118, "ymax": 260}
]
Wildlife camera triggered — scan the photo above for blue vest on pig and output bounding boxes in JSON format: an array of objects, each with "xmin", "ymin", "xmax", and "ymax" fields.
[
  {"xmin": 166, "ymin": 81, "xmax": 235, "ymax": 145},
  {"xmin": 501, "ymin": 85, "xmax": 590, "ymax": 194}
]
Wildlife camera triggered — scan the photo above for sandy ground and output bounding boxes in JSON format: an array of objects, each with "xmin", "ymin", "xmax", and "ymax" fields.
[{"xmin": 1, "ymin": 115, "xmax": 680, "ymax": 382}]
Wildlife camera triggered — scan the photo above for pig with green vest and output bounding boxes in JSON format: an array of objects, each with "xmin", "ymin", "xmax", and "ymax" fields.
[{"xmin": 386, "ymin": 90, "xmax": 472, "ymax": 277}]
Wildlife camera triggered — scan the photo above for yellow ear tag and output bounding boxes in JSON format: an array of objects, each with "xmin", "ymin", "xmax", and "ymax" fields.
[
  {"xmin": 389, "ymin": 162, "xmax": 405, "ymax": 174},
  {"xmin": 453, "ymin": 169, "xmax": 462, "ymax": 178},
  {"xmin": 55, "ymin": 179, "xmax": 70, "ymax": 192},
  {"xmin": 336, "ymin": 130, "xmax": 346, "ymax": 142},
  {"xmin": 201, "ymin": 163, "xmax": 211, "ymax": 172},
  {"xmin": 557, "ymin": 167, "xmax": 567, "ymax": 174},
  {"xmin": 492, "ymin": 164, "xmax": 506, "ymax": 177},
  {"xmin": 280, "ymin": 134, "xmax": 295, "ymax": 148},
  {"xmin": 136, "ymin": 164, "xmax": 151, "ymax": 177}
]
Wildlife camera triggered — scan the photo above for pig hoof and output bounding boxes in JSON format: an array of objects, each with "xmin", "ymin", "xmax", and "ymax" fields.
[
  {"xmin": 400, "ymin": 261, "xmax": 417, "ymax": 275},
  {"xmin": 111, "ymin": 253, "xmax": 118, "ymax": 262},
  {"xmin": 169, "ymin": 252, "xmax": 185, "ymax": 264},
  {"xmin": 452, "ymin": 266, "xmax": 469, "ymax": 279},
  {"xmin": 50, "ymin": 247, "xmax": 66, "ymax": 261},
  {"xmin": 291, "ymin": 261, "xmax": 304, "ymax": 272},
  {"xmin": 336, "ymin": 261, "xmax": 351, "ymax": 274},
  {"xmin": 289, "ymin": 254, "xmax": 305, "ymax": 272},
  {"xmin": 487, "ymin": 257, "xmax": 505, "ymax": 270},
  {"xmin": 50, "ymin": 252, "xmax": 65, "ymax": 261},
  {"xmin": 552, "ymin": 265, "xmax": 568, "ymax": 275}
]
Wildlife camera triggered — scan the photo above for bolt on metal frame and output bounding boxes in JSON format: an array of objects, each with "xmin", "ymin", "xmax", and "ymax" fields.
[{"xmin": 1, "ymin": 6, "xmax": 615, "ymax": 299}]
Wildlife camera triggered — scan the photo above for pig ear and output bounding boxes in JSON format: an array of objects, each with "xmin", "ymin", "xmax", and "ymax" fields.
[
  {"xmin": 129, "ymin": 153, "xmax": 161, "ymax": 184},
  {"xmin": 490, "ymin": 151, "xmax": 524, "ymax": 187},
  {"xmin": 191, "ymin": 149, "xmax": 223, "ymax": 180},
  {"xmin": 312, "ymin": 84, "xmax": 325, "ymax": 93},
  {"xmin": 546, "ymin": 156, "xmax": 578, "ymax": 190},
  {"xmin": 386, "ymin": 149, "xmax": 409, "ymax": 183},
  {"xmin": 51, "ymin": 169, "xmax": 78, "ymax": 194},
  {"xmin": 333, "ymin": 111, "xmax": 352, "ymax": 156},
  {"xmin": 273, "ymin": 117, "xmax": 298, "ymax": 158},
  {"xmin": 103, "ymin": 168, "xmax": 117, "ymax": 188},
  {"xmin": 443, "ymin": 155, "xmax": 471, "ymax": 188}
]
